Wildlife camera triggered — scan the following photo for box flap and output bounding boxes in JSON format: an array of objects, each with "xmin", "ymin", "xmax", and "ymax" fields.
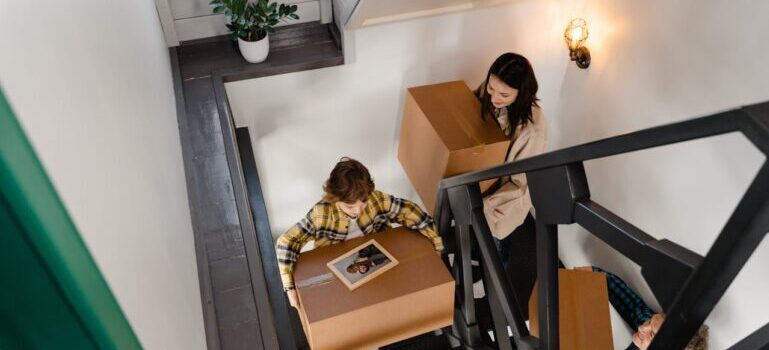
[
  {"xmin": 529, "ymin": 269, "xmax": 614, "ymax": 350},
  {"xmin": 407, "ymin": 81, "xmax": 508, "ymax": 150},
  {"xmin": 294, "ymin": 227, "xmax": 454, "ymax": 323}
]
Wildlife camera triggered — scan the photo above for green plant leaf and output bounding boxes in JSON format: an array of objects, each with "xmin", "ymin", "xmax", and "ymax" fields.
[{"xmin": 211, "ymin": 0, "xmax": 302, "ymax": 41}]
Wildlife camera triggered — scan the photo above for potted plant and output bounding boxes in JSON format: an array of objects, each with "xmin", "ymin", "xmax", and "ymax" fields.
[{"xmin": 210, "ymin": 0, "xmax": 299, "ymax": 63}]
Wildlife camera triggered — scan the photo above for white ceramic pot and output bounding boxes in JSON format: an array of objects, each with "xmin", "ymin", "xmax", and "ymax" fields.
[{"xmin": 237, "ymin": 34, "xmax": 270, "ymax": 63}]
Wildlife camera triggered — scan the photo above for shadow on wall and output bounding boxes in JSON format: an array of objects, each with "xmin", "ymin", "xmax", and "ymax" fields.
[
  {"xmin": 226, "ymin": 5, "xmax": 769, "ymax": 346},
  {"xmin": 552, "ymin": 0, "xmax": 769, "ymax": 348},
  {"xmin": 386, "ymin": 0, "xmax": 577, "ymax": 204},
  {"xmin": 389, "ymin": 0, "xmax": 586, "ymax": 155}
]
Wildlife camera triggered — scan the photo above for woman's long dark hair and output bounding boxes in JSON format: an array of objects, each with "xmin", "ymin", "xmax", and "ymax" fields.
[{"xmin": 480, "ymin": 53, "xmax": 540, "ymax": 131}]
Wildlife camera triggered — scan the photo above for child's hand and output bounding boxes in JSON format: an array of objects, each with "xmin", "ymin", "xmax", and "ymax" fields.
[{"xmin": 287, "ymin": 289, "xmax": 300, "ymax": 309}]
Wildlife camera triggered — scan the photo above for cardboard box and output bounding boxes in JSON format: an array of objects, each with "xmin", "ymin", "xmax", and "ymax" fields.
[
  {"xmin": 294, "ymin": 227, "xmax": 455, "ymax": 350},
  {"xmin": 397, "ymin": 81, "xmax": 510, "ymax": 213},
  {"xmin": 529, "ymin": 269, "xmax": 614, "ymax": 350}
]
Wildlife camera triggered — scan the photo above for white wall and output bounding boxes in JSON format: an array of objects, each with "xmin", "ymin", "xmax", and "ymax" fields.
[
  {"xmin": 552, "ymin": 1, "xmax": 769, "ymax": 348},
  {"xmin": 225, "ymin": 0, "xmax": 769, "ymax": 348},
  {"xmin": 226, "ymin": 0, "xmax": 574, "ymax": 238},
  {"xmin": 333, "ymin": 0, "xmax": 359, "ymax": 27},
  {"xmin": 0, "ymin": 1, "xmax": 206, "ymax": 349}
]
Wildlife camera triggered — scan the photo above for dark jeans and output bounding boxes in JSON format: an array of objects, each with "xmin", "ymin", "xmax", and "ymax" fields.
[
  {"xmin": 476, "ymin": 213, "xmax": 564, "ymax": 320},
  {"xmin": 476, "ymin": 213, "xmax": 556, "ymax": 345},
  {"xmin": 494, "ymin": 214, "xmax": 536, "ymax": 271},
  {"xmin": 495, "ymin": 213, "xmax": 539, "ymax": 320}
]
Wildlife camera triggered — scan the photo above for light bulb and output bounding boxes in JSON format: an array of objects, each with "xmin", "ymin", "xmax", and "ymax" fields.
[
  {"xmin": 565, "ymin": 18, "xmax": 588, "ymax": 51},
  {"xmin": 564, "ymin": 18, "xmax": 591, "ymax": 69}
]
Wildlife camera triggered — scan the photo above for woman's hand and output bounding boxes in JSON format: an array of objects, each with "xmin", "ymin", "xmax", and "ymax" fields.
[{"xmin": 287, "ymin": 289, "xmax": 300, "ymax": 309}]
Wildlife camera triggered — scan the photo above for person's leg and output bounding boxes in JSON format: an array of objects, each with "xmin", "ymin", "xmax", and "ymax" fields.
[
  {"xmin": 592, "ymin": 266, "xmax": 655, "ymax": 331},
  {"xmin": 501, "ymin": 213, "xmax": 538, "ymax": 320},
  {"xmin": 474, "ymin": 217, "xmax": 532, "ymax": 342},
  {"xmin": 500, "ymin": 213, "xmax": 566, "ymax": 320},
  {"xmin": 494, "ymin": 235, "xmax": 512, "ymax": 269}
]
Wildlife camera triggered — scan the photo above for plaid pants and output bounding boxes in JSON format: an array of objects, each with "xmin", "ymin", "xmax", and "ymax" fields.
[{"xmin": 592, "ymin": 266, "xmax": 655, "ymax": 350}]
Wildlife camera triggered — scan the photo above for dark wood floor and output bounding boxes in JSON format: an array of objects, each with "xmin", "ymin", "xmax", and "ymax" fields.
[
  {"xmin": 177, "ymin": 22, "xmax": 343, "ymax": 82},
  {"xmin": 171, "ymin": 22, "xmax": 343, "ymax": 350},
  {"xmin": 172, "ymin": 21, "xmax": 454, "ymax": 350}
]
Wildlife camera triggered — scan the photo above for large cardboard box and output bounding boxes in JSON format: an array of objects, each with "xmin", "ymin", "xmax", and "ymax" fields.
[
  {"xmin": 293, "ymin": 227, "xmax": 455, "ymax": 350},
  {"xmin": 397, "ymin": 81, "xmax": 511, "ymax": 214},
  {"xmin": 529, "ymin": 269, "xmax": 614, "ymax": 350}
]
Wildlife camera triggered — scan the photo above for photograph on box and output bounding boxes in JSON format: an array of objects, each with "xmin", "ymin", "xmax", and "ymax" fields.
[{"xmin": 326, "ymin": 239, "xmax": 398, "ymax": 291}]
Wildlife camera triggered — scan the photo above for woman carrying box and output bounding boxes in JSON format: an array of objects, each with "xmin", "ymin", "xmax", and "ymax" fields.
[
  {"xmin": 276, "ymin": 157, "xmax": 444, "ymax": 309},
  {"xmin": 475, "ymin": 52, "xmax": 548, "ymax": 318}
]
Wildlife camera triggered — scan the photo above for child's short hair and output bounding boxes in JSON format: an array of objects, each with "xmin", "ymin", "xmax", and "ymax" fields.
[
  {"xmin": 656, "ymin": 314, "xmax": 708, "ymax": 350},
  {"xmin": 323, "ymin": 157, "xmax": 375, "ymax": 203},
  {"xmin": 685, "ymin": 323, "xmax": 708, "ymax": 350}
]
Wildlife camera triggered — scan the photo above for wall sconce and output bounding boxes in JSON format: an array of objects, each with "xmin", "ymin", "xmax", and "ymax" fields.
[{"xmin": 565, "ymin": 18, "xmax": 590, "ymax": 69}]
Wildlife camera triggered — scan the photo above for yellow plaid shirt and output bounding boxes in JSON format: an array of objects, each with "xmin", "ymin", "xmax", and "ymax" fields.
[{"xmin": 276, "ymin": 190, "xmax": 444, "ymax": 290}]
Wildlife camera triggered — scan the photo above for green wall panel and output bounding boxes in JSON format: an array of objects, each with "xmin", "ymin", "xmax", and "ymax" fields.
[{"xmin": 0, "ymin": 89, "xmax": 142, "ymax": 349}]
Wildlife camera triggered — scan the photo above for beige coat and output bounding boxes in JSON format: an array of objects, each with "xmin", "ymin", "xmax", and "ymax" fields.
[{"xmin": 483, "ymin": 106, "xmax": 547, "ymax": 239}]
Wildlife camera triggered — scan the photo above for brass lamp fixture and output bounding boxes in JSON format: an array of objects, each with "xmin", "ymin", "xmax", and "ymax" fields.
[{"xmin": 565, "ymin": 18, "xmax": 590, "ymax": 69}]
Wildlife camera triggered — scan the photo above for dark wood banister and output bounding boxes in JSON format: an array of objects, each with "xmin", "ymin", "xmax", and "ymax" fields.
[
  {"xmin": 435, "ymin": 100, "xmax": 769, "ymax": 350},
  {"xmin": 437, "ymin": 105, "xmax": 769, "ymax": 193}
]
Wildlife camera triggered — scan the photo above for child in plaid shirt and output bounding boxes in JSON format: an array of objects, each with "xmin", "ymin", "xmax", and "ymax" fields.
[{"xmin": 276, "ymin": 157, "xmax": 444, "ymax": 308}]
